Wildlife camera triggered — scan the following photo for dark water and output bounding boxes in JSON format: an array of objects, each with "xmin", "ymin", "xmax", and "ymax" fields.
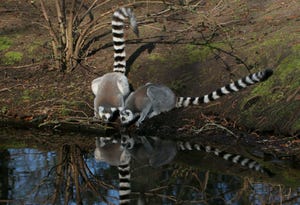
[{"xmin": 0, "ymin": 129, "xmax": 299, "ymax": 205}]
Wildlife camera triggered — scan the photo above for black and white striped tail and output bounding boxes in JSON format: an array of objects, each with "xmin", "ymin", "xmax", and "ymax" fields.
[
  {"xmin": 177, "ymin": 141, "xmax": 274, "ymax": 176},
  {"xmin": 176, "ymin": 69, "xmax": 273, "ymax": 108},
  {"xmin": 118, "ymin": 162, "xmax": 131, "ymax": 204},
  {"xmin": 112, "ymin": 7, "xmax": 139, "ymax": 74}
]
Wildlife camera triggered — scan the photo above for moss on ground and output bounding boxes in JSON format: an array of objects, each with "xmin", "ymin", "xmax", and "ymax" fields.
[
  {"xmin": 239, "ymin": 43, "xmax": 300, "ymax": 134},
  {"xmin": 0, "ymin": 36, "xmax": 12, "ymax": 51},
  {"xmin": 184, "ymin": 44, "xmax": 212, "ymax": 63},
  {"xmin": 250, "ymin": 44, "xmax": 300, "ymax": 98},
  {"xmin": 148, "ymin": 52, "xmax": 166, "ymax": 62},
  {"xmin": 3, "ymin": 51, "xmax": 23, "ymax": 65}
]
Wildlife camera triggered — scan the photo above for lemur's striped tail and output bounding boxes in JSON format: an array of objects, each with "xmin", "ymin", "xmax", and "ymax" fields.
[
  {"xmin": 118, "ymin": 162, "xmax": 131, "ymax": 204},
  {"xmin": 176, "ymin": 69, "xmax": 273, "ymax": 108},
  {"xmin": 177, "ymin": 141, "xmax": 274, "ymax": 176},
  {"xmin": 112, "ymin": 8, "xmax": 139, "ymax": 74}
]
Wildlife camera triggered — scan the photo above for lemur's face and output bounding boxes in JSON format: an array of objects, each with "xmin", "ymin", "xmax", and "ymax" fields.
[
  {"xmin": 98, "ymin": 106, "xmax": 117, "ymax": 122},
  {"xmin": 119, "ymin": 109, "xmax": 134, "ymax": 124}
]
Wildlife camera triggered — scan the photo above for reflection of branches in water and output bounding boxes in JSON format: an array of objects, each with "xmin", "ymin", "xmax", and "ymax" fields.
[
  {"xmin": 48, "ymin": 144, "xmax": 115, "ymax": 205},
  {"xmin": 131, "ymin": 164, "xmax": 300, "ymax": 204},
  {"xmin": 249, "ymin": 181, "xmax": 300, "ymax": 205},
  {"xmin": 130, "ymin": 165, "xmax": 211, "ymax": 204}
]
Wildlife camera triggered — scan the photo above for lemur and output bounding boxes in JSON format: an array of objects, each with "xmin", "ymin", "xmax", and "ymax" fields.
[
  {"xmin": 94, "ymin": 134, "xmax": 273, "ymax": 204},
  {"xmin": 91, "ymin": 7, "xmax": 139, "ymax": 122},
  {"xmin": 119, "ymin": 69, "xmax": 273, "ymax": 126},
  {"xmin": 94, "ymin": 135, "xmax": 273, "ymax": 178},
  {"xmin": 121, "ymin": 135, "xmax": 273, "ymax": 176},
  {"xmin": 94, "ymin": 136, "xmax": 133, "ymax": 205}
]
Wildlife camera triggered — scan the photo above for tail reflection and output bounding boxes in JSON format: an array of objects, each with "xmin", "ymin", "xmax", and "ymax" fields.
[{"xmin": 94, "ymin": 134, "xmax": 274, "ymax": 204}]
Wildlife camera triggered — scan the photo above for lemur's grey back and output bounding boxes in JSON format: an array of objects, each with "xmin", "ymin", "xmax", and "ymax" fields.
[{"xmin": 147, "ymin": 84, "xmax": 176, "ymax": 112}]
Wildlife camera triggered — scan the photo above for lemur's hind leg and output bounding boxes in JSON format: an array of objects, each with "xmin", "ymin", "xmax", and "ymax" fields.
[{"xmin": 136, "ymin": 103, "xmax": 153, "ymax": 127}]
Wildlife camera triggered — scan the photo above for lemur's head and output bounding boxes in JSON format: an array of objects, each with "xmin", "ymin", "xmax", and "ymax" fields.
[
  {"xmin": 119, "ymin": 109, "xmax": 135, "ymax": 124},
  {"xmin": 98, "ymin": 106, "xmax": 117, "ymax": 122},
  {"xmin": 121, "ymin": 134, "xmax": 135, "ymax": 149}
]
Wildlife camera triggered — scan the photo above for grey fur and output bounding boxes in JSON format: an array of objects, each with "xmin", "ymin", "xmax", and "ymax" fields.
[
  {"xmin": 92, "ymin": 72, "xmax": 130, "ymax": 121},
  {"xmin": 91, "ymin": 7, "xmax": 138, "ymax": 122},
  {"xmin": 94, "ymin": 136, "xmax": 131, "ymax": 166},
  {"xmin": 119, "ymin": 69, "xmax": 273, "ymax": 126},
  {"xmin": 120, "ymin": 83, "xmax": 176, "ymax": 126},
  {"xmin": 94, "ymin": 136, "xmax": 131, "ymax": 205}
]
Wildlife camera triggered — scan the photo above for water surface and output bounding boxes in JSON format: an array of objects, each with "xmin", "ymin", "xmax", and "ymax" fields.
[{"xmin": 0, "ymin": 129, "xmax": 299, "ymax": 205}]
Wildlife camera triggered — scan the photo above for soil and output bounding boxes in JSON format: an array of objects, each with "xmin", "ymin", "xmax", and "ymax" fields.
[{"xmin": 0, "ymin": 0, "xmax": 299, "ymax": 160}]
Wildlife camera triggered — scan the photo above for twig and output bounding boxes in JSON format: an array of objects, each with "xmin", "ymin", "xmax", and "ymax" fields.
[
  {"xmin": 2, "ymin": 63, "xmax": 40, "ymax": 69},
  {"xmin": 191, "ymin": 122, "xmax": 240, "ymax": 139},
  {"xmin": 0, "ymin": 84, "xmax": 24, "ymax": 92}
]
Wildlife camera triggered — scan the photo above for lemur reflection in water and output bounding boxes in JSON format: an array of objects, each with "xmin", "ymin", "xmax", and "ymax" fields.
[
  {"xmin": 94, "ymin": 134, "xmax": 273, "ymax": 173},
  {"xmin": 94, "ymin": 135, "xmax": 177, "ymax": 167},
  {"xmin": 94, "ymin": 134, "xmax": 273, "ymax": 204}
]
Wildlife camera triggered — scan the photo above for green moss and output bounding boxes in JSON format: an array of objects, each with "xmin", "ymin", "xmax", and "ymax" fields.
[
  {"xmin": 292, "ymin": 118, "xmax": 300, "ymax": 132},
  {"xmin": 148, "ymin": 53, "xmax": 166, "ymax": 62},
  {"xmin": 60, "ymin": 104, "xmax": 71, "ymax": 116},
  {"xmin": 147, "ymin": 43, "xmax": 223, "ymax": 67},
  {"xmin": 4, "ymin": 51, "xmax": 23, "ymax": 65},
  {"xmin": 279, "ymin": 168, "xmax": 300, "ymax": 187},
  {"xmin": 0, "ymin": 36, "xmax": 12, "ymax": 51},
  {"xmin": 183, "ymin": 42, "xmax": 229, "ymax": 64},
  {"xmin": 27, "ymin": 41, "xmax": 44, "ymax": 60},
  {"xmin": 250, "ymin": 30, "xmax": 298, "ymax": 51},
  {"xmin": 0, "ymin": 141, "xmax": 26, "ymax": 149},
  {"xmin": 246, "ymin": 30, "xmax": 300, "ymax": 67},
  {"xmin": 184, "ymin": 44, "xmax": 210, "ymax": 63},
  {"xmin": 240, "ymin": 42, "xmax": 300, "ymax": 134},
  {"xmin": 275, "ymin": 45, "xmax": 300, "ymax": 88},
  {"xmin": 21, "ymin": 90, "xmax": 31, "ymax": 102},
  {"xmin": 249, "ymin": 44, "xmax": 300, "ymax": 100},
  {"xmin": 169, "ymin": 79, "xmax": 186, "ymax": 92},
  {"xmin": 28, "ymin": 44, "xmax": 38, "ymax": 54},
  {"xmin": 1, "ymin": 106, "xmax": 8, "ymax": 114}
]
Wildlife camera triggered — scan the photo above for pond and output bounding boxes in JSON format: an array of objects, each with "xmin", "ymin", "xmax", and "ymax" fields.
[{"xmin": 0, "ymin": 128, "xmax": 300, "ymax": 205}]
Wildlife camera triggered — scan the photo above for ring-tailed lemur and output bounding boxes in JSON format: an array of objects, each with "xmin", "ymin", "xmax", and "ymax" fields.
[
  {"xmin": 94, "ymin": 136, "xmax": 133, "ymax": 205},
  {"xmin": 95, "ymin": 135, "xmax": 273, "ymax": 175},
  {"xmin": 119, "ymin": 69, "xmax": 273, "ymax": 126},
  {"xmin": 120, "ymin": 135, "xmax": 274, "ymax": 176},
  {"xmin": 91, "ymin": 7, "xmax": 139, "ymax": 122},
  {"xmin": 122, "ymin": 135, "xmax": 178, "ymax": 167}
]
